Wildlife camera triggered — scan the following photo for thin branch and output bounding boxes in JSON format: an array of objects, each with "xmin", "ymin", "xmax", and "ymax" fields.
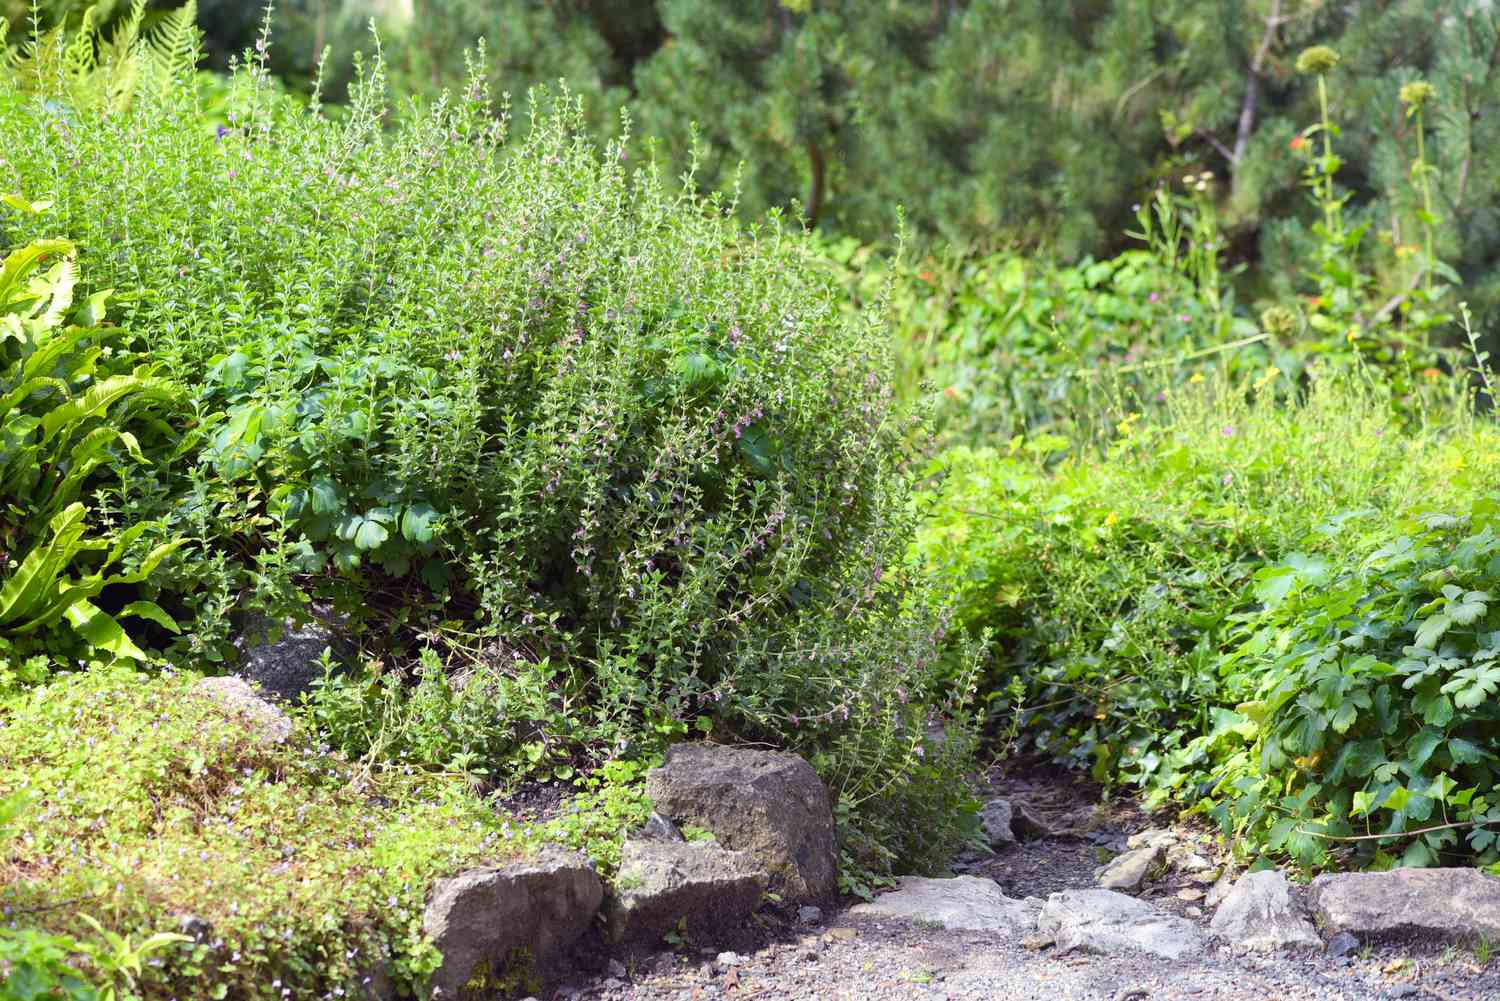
[
  {"xmin": 1232, "ymin": 0, "xmax": 1284, "ymax": 166},
  {"xmin": 1296, "ymin": 817, "xmax": 1499, "ymax": 843}
]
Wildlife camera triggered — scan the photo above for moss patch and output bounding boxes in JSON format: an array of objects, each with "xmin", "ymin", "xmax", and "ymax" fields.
[{"xmin": 0, "ymin": 666, "xmax": 523, "ymax": 999}]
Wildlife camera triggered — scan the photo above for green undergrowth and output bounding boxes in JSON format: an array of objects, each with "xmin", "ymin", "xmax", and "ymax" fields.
[
  {"xmin": 0, "ymin": 665, "xmax": 523, "ymax": 999},
  {"xmin": 915, "ymin": 368, "xmax": 1500, "ymax": 868}
]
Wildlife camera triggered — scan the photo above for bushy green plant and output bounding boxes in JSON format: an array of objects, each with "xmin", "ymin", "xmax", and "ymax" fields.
[
  {"xmin": 1198, "ymin": 500, "xmax": 1500, "ymax": 870},
  {"xmin": 817, "ymin": 185, "xmax": 1253, "ymax": 445},
  {"xmin": 0, "ymin": 211, "xmax": 186, "ymax": 669},
  {"xmin": 0, "ymin": 20, "xmax": 976, "ymax": 872}
]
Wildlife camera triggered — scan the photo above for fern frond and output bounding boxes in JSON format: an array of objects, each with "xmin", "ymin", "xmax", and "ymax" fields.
[
  {"xmin": 140, "ymin": 0, "xmax": 198, "ymax": 99},
  {"xmin": 62, "ymin": 6, "xmax": 99, "ymax": 85}
]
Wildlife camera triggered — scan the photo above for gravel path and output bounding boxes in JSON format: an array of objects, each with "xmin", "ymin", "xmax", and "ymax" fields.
[
  {"xmin": 560, "ymin": 916, "xmax": 1498, "ymax": 1001},
  {"xmin": 546, "ymin": 770, "xmax": 1500, "ymax": 1001}
]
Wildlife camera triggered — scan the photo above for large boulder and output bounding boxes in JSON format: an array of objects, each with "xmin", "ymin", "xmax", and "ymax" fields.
[
  {"xmin": 605, "ymin": 839, "xmax": 768, "ymax": 945},
  {"xmin": 192, "ymin": 676, "xmax": 293, "ymax": 746},
  {"xmin": 421, "ymin": 849, "xmax": 603, "ymax": 998},
  {"xmin": 1307, "ymin": 868, "xmax": 1500, "ymax": 943},
  {"xmin": 233, "ymin": 606, "xmax": 353, "ymax": 703},
  {"xmin": 849, "ymin": 876, "xmax": 1040, "ymax": 933},
  {"xmin": 1038, "ymin": 889, "xmax": 1206, "ymax": 960},
  {"xmin": 1209, "ymin": 870, "xmax": 1321, "ymax": 952},
  {"xmin": 645, "ymin": 743, "xmax": 837, "ymax": 902}
]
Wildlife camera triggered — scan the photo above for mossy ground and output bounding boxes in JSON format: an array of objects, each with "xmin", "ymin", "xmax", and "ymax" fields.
[{"xmin": 0, "ymin": 666, "xmax": 525, "ymax": 999}]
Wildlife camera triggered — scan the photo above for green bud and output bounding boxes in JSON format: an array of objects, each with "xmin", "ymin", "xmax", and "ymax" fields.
[
  {"xmin": 1399, "ymin": 81, "xmax": 1436, "ymax": 111},
  {"xmin": 1296, "ymin": 46, "xmax": 1340, "ymax": 75},
  {"xmin": 1260, "ymin": 306, "xmax": 1299, "ymax": 338}
]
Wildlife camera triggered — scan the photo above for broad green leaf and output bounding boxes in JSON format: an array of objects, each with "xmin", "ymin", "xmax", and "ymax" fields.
[
  {"xmin": 401, "ymin": 502, "xmax": 439, "ymax": 543},
  {"xmin": 118, "ymin": 600, "xmax": 181, "ymax": 634},
  {"xmin": 353, "ymin": 517, "xmax": 389, "ymax": 551},
  {"xmin": 64, "ymin": 599, "xmax": 148, "ymax": 661},
  {"xmin": 1413, "ymin": 614, "xmax": 1452, "ymax": 650}
]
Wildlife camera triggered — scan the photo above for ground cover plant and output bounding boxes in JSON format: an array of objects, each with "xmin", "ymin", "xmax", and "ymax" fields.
[{"xmin": 0, "ymin": 664, "xmax": 518, "ymax": 999}]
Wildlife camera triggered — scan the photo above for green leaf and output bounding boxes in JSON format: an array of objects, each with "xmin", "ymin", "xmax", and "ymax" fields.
[
  {"xmin": 353, "ymin": 517, "xmax": 389, "ymax": 552},
  {"xmin": 64, "ymin": 600, "xmax": 148, "ymax": 661},
  {"xmin": 1414, "ymin": 614, "xmax": 1453, "ymax": 650},
  {"xmin": 401, "ymin": 502, "xmax": 439, "ymax": 544},
  {"xmin": 1406, "ymin": 728, "xmax": 1443, "ymax": 771},
  {"xmin": 118, "ymin": 600, "xmax": 181, "ymax": 634},
  {"xmin": 309, "ymin": 477, "xmax": 341, "ymax": 515}
]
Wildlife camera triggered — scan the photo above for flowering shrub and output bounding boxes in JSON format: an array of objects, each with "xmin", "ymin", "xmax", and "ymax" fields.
[{"xmin": 0, "ymin": 46, "xmax": 978, "ymax": 872}]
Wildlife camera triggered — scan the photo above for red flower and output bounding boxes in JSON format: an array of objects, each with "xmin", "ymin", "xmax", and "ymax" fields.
[{"xmin": 1289, "ymin": 135, "xmax": 1307, "ymax": 152}]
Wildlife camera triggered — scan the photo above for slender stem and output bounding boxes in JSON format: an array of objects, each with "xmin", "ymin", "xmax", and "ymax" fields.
[
  {"xmin": 1318, "ymin": 74, "xmax": 1338, "ymax": 237},
  {"xmin": 1415, "ymin": 108, "xmax": 1435, "ymax": 297}
]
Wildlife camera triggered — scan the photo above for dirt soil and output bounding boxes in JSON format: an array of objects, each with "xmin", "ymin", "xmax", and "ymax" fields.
[{"xmin": 549, "ymin": 766, "xmax": 1500, "ymax": 1001}]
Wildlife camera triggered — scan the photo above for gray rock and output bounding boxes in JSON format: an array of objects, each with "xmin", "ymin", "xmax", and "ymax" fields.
[
  {"xmin": 797, "ymin": 905, "xmax": 823, "ymax": 925},
  {"xmin": 645, "ymin": 743, "xmax": 837, "ymax": 902},
  {"xmin": 1325, "ymin": 930, "xmax": 1360, "ymax": 957},
  {"xmin": 1209, "ymin": 870, "xmax": 1322, "ymax": 952},
  {"xmin": 1097, "ymin": 845, "xmax": 1163, "ymax": 892},
  {"xmin": 1308, "ymin": 867, "xmax": 1500, "ymax": 942},
  {"xmin": 192, "ymin": 676, "xmax": 293, "ymax": 746},
  {"xmin": 980, "ymin": 799, "xmax": 1019, "ymax": 846},
  {"xmin": 1205, "ymin": 866, "xmax": 1238, "ymax": 909},
  {"xmin": 422, "ymin": 849, "xmax": 603, "ymax": 997},
  {"xmin": 605, "ymin": 839, "xmax": 767, "ymax": 945},
  {"xmin": 233, "ymin": 606, "xmax": 353, "ymax": 702},
  {"xmin": 638, "ymin": 812, "xmax": 686, "ymax": 843},
  {"xmin": 849, "ymin": 876, "xmax": 1040, "ymax": 934},
  {"xmin": 1125, "ymin": 828, "xmax": 1177, "ymax": 851},
  {"xmin": 1166, "ymin": 844, "xmax": 1216, "ymax": 873},
  {"xmin": 979, "ymin": 798, "xmax": 1050, "ymax": 847},
  {"xmin": 1038, "ymin": 889, "xmax": 1207, "ymax": 959}
]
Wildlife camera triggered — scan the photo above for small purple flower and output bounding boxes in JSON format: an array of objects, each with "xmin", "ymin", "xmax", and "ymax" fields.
[
  {"xmin": 1222, "ymin": 473, "xmax": 1233, "ymax": 486},
  {"xmin": 1148, "ymin": 292, "xmax": 1159, "ymax": 303},
  {"xmin": 1221, "ymin": 425, "xmax": 1235, "ymax": 437},
  {"xmin": 215, "ymin": 125, "xmax": 229, "ymax": 140},
  {"xmin": 1178, "ymin": 314, "xmax": 1191, "ymax": 323}
]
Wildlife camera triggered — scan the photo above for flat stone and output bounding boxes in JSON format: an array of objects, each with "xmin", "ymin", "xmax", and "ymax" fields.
[
  {"xmin": 422, "ymin": 849, "xmax": 603, "ymax": 997},
  {"xmin": 1098, "ymin": 845, "xmax": 1163, "ymax": 892},
  {"xmin": 605, "ymin": 839, "xmax": 767, "ymax": 945},
  {"xmin": 849, "ymin": 876, "xmax": 1039, "ymax": 933},
  {"xmin": 192, "ymin": 676, "xmax": 293, "ymax": 745},
  {"xmin": 1308, "ymin": 868, "xmax": 1500, "ymax": 943},
  {"xmin": 1038, "ymin": 889, "xmax": 1207, "ymax": 959},
  {"xmin": 1126, "ymin": 829, "xmax": 1177, "ymax": 851},
  {"xmin": 645, "ymin": 743, "xmax": 836, "ymax": 902},
  {"xmin": 1167, "ymin": 845, "xmax": 1215, "ymax": 873},
  {"xmin": 1209, "ymin": 870, "xmax": 1321, "ymax": 952}
]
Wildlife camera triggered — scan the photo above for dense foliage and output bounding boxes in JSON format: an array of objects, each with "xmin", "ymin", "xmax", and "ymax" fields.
[{"xmin": 7, "ymin": 2, "xmax": 1491, "ymax": 320}]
